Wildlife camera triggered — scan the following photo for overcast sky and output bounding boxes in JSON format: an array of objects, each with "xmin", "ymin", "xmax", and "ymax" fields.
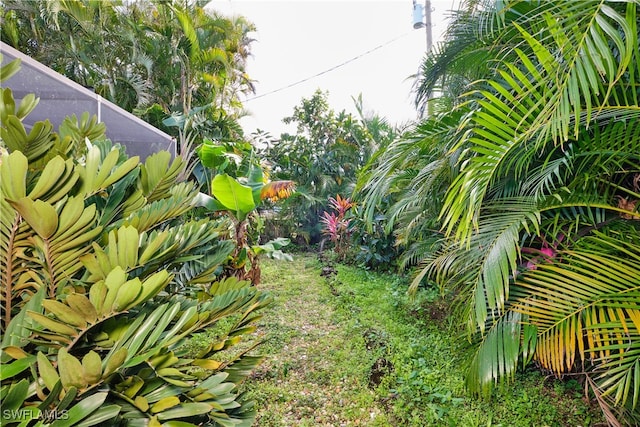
[{"xmin": 208, "ymin": 0, "xmax": 459, "ymax": 136}]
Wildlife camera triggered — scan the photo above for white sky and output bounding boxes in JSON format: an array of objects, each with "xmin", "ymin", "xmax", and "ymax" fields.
[{"xmin": 207, "ymin": 0, "xmax": 459, "ymax": 136}]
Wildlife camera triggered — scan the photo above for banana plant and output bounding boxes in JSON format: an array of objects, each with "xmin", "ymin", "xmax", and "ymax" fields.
[
  {"xmin": 1, "ymin": 58, "xmax": 268, "ymax": 426},
  {"xmin": 195, "ymin": 140, "xmax": 295, "ymax": 284}
]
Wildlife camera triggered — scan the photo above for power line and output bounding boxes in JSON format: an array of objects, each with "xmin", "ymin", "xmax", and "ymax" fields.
[{"xmin": 244, "ymin": 31, "xmax": 413, "ymax": 102}]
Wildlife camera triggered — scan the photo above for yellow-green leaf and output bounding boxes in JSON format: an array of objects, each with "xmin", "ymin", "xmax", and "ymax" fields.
[
  {"xmin": 0, "ymin": 151, "xmax": 27, "ymax": 200},
  {"xmin": 58, "ymin": 348, "xmax": 86, "ymax": 390},
  {"xmin": 37, "ymin": 352, "xmax": 60, "ymax": 391},
  {"xmin": 101, "ymin": 157, "xmax": 139, "ymax": 188},
  {"xmin": 27, "ymin": 311, "xmax": 77, "ymax": 336},
  {"xmin": 134, "ymin": 395, "xmax": 149, "ymax": 412},
  {"xmin": 103, "ymin": 347, "xmax": 127, "ymax": 377},
  {"xmin": 28, "ymin": 156, "xmax": 67, "ymax": 199},
  {"xmin": 130, "ymin": 271, "xmax": 172, "ymax": 306},
  {"xmin": 82, "ymin": 351, "xmax": 102, "ymax": 385},
  {"xmin": 113, "ymin": 278, "xmax": 142, "ymax": 311},
  {"xmin": 3, "ymin": 346, "xmax": 29, "ymax": 360},
  {"xmin": 11, "ymin": 197, "xmax": 58, "ymax": 239},
  {"xmin": 192, "ymin": 359, "xmax": 222, "ymax": 370},
  {"xmin": 42, "ymin": 300, "xmax": 87, "ymax": 329},
  {"xmin": 150, "ymin": 396, "xmax": 180, "ymax": 413},
  {"xmin": 65, "ymin": 294, "xmax": 98, "ymax": 324},
  {"xmin": 89, "ymin": 281, "xmax": 108, "ymax": 315}
]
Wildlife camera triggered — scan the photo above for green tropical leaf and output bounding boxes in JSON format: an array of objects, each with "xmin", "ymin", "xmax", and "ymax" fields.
[
  {"xmin": 466, "ymin": 311, "xmax": 523, "ymax": 396},
  {"xmin": 73, "ymin": 405, "xmax": 122, "ymax": 427},
  {"xmin": 1, "ymin": 116, "xmax": 54, "ymax": 161},
  {"xmin": 156, "ymin": 402, "xmax": 214, "ymax": 420},
  {"xmin": 49, "ymin": 392, "xmax": 108, "ymax": 427},
  {"xmin": 139, "ymin": 151, "xmax": 185, "ymax": 203},
  {"xmin": 210, "ymin": 173, "xmax": 256, "ymax": 221},
  {"xmin": 510, "ymin": 235, "xmax": 640, "ymax": 408},
  {"xmin": 0, "ymin": 355, "xmax": 36, "ymax": 380},
  {"xmin": 0, "ymin": 58, "xmax": 21, "ymax": 82},
  {"xmin": 2, "ymin": 286, "xmax": 45, "ymax": 351},
  {"xmin": 1, "ymin": 379, "xmax": 30, "ymax": 418}
]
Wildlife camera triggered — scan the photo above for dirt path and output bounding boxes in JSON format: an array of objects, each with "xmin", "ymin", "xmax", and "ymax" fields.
[{"xmin": 243, "ymin": 255, "xmax": 390, "ymax": 426}]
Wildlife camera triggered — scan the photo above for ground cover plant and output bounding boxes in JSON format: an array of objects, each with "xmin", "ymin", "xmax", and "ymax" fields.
[{"xmin": 234, "ymin": 255, "xmax": 604, "ymax": 426}]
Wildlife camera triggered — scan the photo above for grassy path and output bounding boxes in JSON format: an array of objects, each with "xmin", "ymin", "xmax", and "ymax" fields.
[
  {"xmin": 240, "ymin": 254, "xmax": 603, "ymax": 427},
  {"xmin": 243, "ymin": 255, "xmax": 388, "ymax": 426}
]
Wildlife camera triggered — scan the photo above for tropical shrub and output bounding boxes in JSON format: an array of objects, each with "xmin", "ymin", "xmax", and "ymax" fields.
[
  {"xmin": 355, "ymin": 114, "xmax": 461, "ymax": 274},
  {"xmin": 361, "ymin": 1, "xmax": 640, "ymax": 424},
  {"xmin": 261, "ymin": 90, "xmax": 397, "ymax": 245},
  {"xmin": 319, "ymin": 195, "xmax": 354, "ymax": 261},
  {"xmin": 348, "ymin": 203, "xmax": 399, "ymax": 271},
  {"xmin": 0, "ymin": 60, "xmax": 268, "ymax": 426}
]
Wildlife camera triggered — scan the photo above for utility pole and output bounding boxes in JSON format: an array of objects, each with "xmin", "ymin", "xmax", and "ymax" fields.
[
  {"xmin": 425, "ymin": 0, "xmax": 433, "ymax": 52},
  {"xmin": 412, "ymin": 0, "xmax": 435, "ymax": 117}
]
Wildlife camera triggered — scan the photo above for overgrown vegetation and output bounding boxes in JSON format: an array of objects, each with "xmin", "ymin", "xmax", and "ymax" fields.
[
  {"xmin": 2, "ymin": 0, "xmax": 639, "ymax": 424},
  {"xmin": 357, "ymin": 1, "xmax": 640, "ymax": 424},
  {"xmin": 239, "ymin": 255, "xmax": 604, "ymax": 426},
  {"xmin": 0, "ymin": 59, "xmax": 268, "ymax": 426},
  {"xmin": 258, "ymin": 90, "xmax": 398, "ymax": 246}
]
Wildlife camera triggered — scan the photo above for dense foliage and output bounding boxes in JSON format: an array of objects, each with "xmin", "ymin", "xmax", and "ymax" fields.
[
  {"xmin": 195, "ymin": 138, "xmax": 295, "ymax": 284},
  {"xmin": 3, "ymin": 0, "xmax": 639, "ymax": 424},
  {"xmin": 359, "ymin": 0, "xmax": 640, "ymax": 424},
  {"xmin": 1, "ymin": 0, "xmax": 254, "ymax": 140},
  {"xmin": 260, "ymin": 90, "xmax": 398, "ymax": 246},
  {"xmin": 0, "ymin": 59, "xmax": 268, "ymax": 426}
]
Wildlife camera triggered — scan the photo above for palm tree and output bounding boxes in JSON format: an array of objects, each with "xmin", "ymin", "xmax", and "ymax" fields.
[
  {"xmin": 356, "ymin": 111, "xmax": 461, "ymax": 270},
  {"xmin": 1, "ymin": 0, "xmax": 255, "ymax": 136},
  {"xmin": 361, "ymin": 0, "xmax": 640, "ymax": 423},
  {"xmin": 1, "ymin": 0, "xmax": 157, "ymax": 111}
]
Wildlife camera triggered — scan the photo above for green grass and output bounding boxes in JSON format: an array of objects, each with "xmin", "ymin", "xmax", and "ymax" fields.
[{"xmin": 228, "ymin": 254, "xmax": 604, "ymax": 426}]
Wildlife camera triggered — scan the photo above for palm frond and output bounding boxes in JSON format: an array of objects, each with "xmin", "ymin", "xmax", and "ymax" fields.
[
  {"xmin": 465, "ymin": 310, "xmax": 532, "ymax": 396},
  {"xmin": 511, "ymin": 234, "xmax": 640, "ymax": 411},
  {"xmin": 440, "ymin": 1, "xmax": 638, "ymax": 243},
  {"xmin": 357, "ymin": 110, "xmax": 462, "ymax": 233},
  {"xmin": 409, "ymin": 198, "xmax": 539, "ymax": 332}
]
